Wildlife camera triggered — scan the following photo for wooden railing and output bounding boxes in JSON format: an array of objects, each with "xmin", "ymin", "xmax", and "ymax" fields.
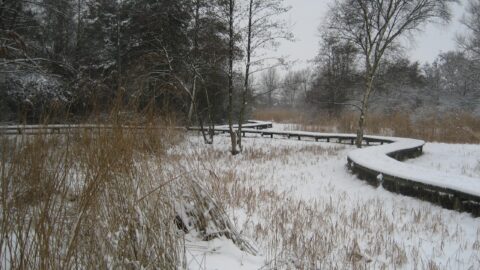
[{"xmin": 0, "ymin": 124, "xmax": 185, "ymax": 135}]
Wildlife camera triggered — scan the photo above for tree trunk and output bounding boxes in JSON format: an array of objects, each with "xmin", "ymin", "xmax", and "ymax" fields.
[
  {"xmin": 116, "ymin": 9, "xmax": 121, "ymax": 92},
  {"xmin": 356, "ymin": 70, "xmax": 374, "ymax": 148},
  {"xmin": 74, "ymin": 0, "xmax": 82, "ymax": 65},
  {"xmin": 187, "ymin": 76, "xmax": 197, "ymax": 126},
  {"xmin": 238, "ymin": 0, "xmax": 253, "ymax": 152},
  {"xmin": 227, "ymin": 0, "xmax": 238, "ymax": 155},
  {"xmin": 356, "ymin": 108, "xmax": 366, "ymax": 148},
  {"xmin": 187, "ymin": 0, "xmax": 201, "ymax": 127},
  {"xmin": 195, "ymin": 91, "xmax": 212, "ymax": 144},
  {"xmin": 204, "ymin": 86, "xmax": 215, "ymax": 143}
]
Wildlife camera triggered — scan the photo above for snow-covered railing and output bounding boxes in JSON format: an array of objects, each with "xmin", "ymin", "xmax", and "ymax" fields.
[
  {"xmin": 0, "ymin": 124, "xmax": 185, "ymax": 135},
  {"xmin": 0, "ymin": 121, "xmax": 269, "ymax": 135},
  {"xmin": 214, "ymin": 120, "xmax": 273, "ymax": 130},
  {"xmin": 194, "ymin": 122, "xmax": 393, "ymax": 145}
]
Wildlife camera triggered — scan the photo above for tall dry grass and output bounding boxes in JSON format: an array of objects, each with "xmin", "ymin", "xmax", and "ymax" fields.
[
  {"xmin": 253, "ymin": 108, "xmax": 480, "ymax": 143},
  {"xmin": 252, "ymin": 107, "xmax": 310, "ymax": 124},
  {"xmin": 1, "ymin": 116, "xmax": 259, "ymax": 269},
  {"xmin": 0, "ymin": 120, "xmax": 186, "ymax": 269}
]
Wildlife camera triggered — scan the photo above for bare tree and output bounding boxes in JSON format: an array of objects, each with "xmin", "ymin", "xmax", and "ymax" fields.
[
  {"xmin": 326, "ymin": 0, "xmax": 456, "ymax": 147},
  {"xmin": 227, "ymin": 0, "xmax": 239, "ymax": 155},
  {"xmin": 427, "ymin": 51, "xmax": 480, "ymax": 112},
  {"xmin": 297, "ymin": 68, "xmax": 312, "ymax": 103},
  {"xmin": 310, "ymin": 33, "xmax": 358, "ymax": 115},
  {"xmin": 458, "ymin": 0, "xmax": 480, "ymax": 61},
  {"xmin": 261, "ymin": 67, "xmax": 279, "ymax": 106},
  {"xmin": 438, "ymin": 51, "xmax": 479, "ymax": 97},
  {"xmin": 237, "ymin": 0, "xmax": 292, "ymax": 152},
  {"xmin": 187, "ymin": 0, "xmax": 202, "ymax": 126},
  {"xmin": 282, "ymin": 70, "xmax": 301, "ymax": 107}
]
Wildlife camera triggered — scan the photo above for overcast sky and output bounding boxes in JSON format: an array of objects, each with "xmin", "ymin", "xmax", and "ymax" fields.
[{"xmin": 275, "ymin": 0, "xmax": 468, "ymax": 69}]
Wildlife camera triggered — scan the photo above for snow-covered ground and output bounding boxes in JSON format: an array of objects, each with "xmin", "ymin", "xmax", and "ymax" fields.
[
  {"xmin": 405, "ymin": 143, "xmax": 480, "ymax": 178},
  {"xmin": 172, "ymin": 134, "xmax": 480, "ymax": 270}
]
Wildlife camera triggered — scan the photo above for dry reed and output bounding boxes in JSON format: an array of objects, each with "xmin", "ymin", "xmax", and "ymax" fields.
[{"xmin": 253, "ymin": 108, "xmax": 480, "ymax": 143}]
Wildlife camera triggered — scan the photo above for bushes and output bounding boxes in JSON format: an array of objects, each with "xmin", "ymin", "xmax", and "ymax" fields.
[{"xmin": 1, "ymin": 71, "xmax": 71, "ymax": 123}]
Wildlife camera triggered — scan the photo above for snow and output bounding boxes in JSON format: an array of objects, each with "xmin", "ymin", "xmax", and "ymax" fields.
[
  {"xmin": 405, "ymin": 143, "xmax": 480, "ymax": 179},
  {"xmin": 185, "ymin": 235, "xmax": 264, "ymax": 270},
  {"xmin": 250, "ymin": 121, "xmax": 480, "ymax": 198},
  {"xmin": 177, "ymin": 133, "xmax": 480, "ymax": 269},
  {"xmin": 348, "ymin": 137, "xmax": 480, "ymax": 197}
]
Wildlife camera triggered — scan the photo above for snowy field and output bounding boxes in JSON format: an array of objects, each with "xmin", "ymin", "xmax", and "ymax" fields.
[{"xmin": 172, "ymin": 134, "xmax": 480, "ymax": 269}]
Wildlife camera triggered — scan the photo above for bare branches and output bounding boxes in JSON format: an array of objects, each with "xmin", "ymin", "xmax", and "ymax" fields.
[
  {"xmin": 325, "ymin": 0, "xmax": 456, "ymax": 147},
  {"xmin": 328, "ymin": 0, "xmax": 455, "ymax": 68},
  {"xmin": 458, "ymin": 0, "xmax": 480, "ymax": 61}
]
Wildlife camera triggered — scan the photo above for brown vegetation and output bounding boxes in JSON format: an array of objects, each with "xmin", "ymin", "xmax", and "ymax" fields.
[
  {"xmin": 0, "ymin": 115, "xmax": 257, "ymax": 269},
  {"xmin": 0, "ymin": 120, "xmax": 183, "ymax": 269},
  {"xmin": 253, "ymin": 108, "xmax": 480, "ymax": 143}
]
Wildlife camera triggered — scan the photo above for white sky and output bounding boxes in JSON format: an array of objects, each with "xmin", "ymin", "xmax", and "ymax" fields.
[{"xmin": 275, "ymin": 0, "xmax": 468, "ymax": 69}]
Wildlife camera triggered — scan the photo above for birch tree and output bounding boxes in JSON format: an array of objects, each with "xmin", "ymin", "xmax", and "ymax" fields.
[
  {"xmin": 326, "ymin": 0, "xmax": 456, "ymax": 147},
  {"xmin": 226, "ymin": 0, "xmax": 239, "ymax": 155},
  {"xmin": 237, "ymin": 0, "xmax": 291, "ymax": 152}
]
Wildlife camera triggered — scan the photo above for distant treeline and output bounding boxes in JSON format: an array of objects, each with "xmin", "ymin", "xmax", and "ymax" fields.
[
  {"xmin": 257, "ymin": 51, "xmax": 480, "ymax": 117},
  {"xmin": 255, "ymin": 0, "xmax": 480, "ymax": 119}
]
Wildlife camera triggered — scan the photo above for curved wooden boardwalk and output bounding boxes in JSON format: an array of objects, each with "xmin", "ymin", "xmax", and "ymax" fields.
[
  {"xmin": 192, "ymin": 121, "xmax": 480, "ymax": 217},
  {"xmin": 1, "ymin": 121, "xmax": 479, "ymax": 216}
]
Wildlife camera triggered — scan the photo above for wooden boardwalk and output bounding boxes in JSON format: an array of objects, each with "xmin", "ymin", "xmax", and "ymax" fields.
[{"xmin": 190, "ymin": 121, "xmax": 480, "ymax": 217}]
